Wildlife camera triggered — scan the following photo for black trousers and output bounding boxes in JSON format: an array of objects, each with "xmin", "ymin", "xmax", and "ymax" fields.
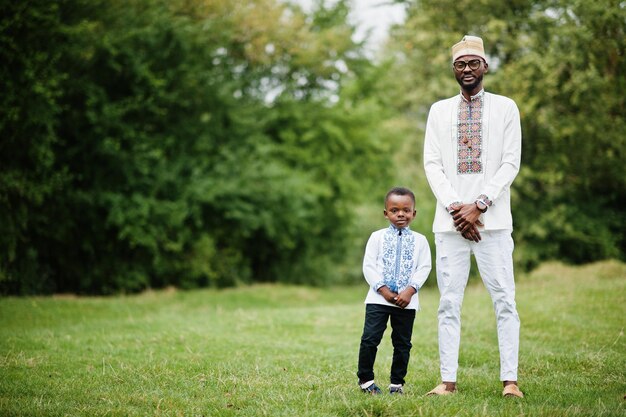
[{"xmin": 357, "ymin": 303, "xmax": 416, "ymax": 385}]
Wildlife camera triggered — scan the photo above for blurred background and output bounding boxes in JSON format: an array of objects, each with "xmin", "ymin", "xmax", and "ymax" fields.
[{"xmin": 1, "ymin": 0, "xmax": 624, "ymax": 295}]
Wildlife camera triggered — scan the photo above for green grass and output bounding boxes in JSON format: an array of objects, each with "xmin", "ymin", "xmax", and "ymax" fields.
[{"xmin": 1, "ymin": 261, "xmax": 625, "ymax": 416}]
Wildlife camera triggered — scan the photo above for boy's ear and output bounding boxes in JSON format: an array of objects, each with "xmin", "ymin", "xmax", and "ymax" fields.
[{"xmin": 383, "ymin": 209, "xmax": 388, "ymax": 217}]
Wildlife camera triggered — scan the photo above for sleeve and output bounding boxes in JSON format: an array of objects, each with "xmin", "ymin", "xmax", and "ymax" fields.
[
  {"xmin": 409, "ymin": 235, "xmax": 432, "ymax": 290},
  {"xmin": 423, "ymin": 102, "xmax": 462, "ymax": 208},
  {"xmin": 482, "ymin": 100, "xmax": 522, "ymax": 203},
  {"xmin": 362, "ymin": 232, "xmax": 384, "ymax": 291}
]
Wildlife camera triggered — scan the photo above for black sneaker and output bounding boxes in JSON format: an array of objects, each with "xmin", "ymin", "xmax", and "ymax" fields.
[
  {"xmin": 361, "ymin": 383, "xmax": 382, "ymax": 394},
  {"xmin": 389, "ymin": 384, "xmax": 404, "ymax": 395}
]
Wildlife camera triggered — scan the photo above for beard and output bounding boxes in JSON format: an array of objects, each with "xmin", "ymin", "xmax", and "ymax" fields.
[{"xmin": 456, "ymin": 73, "xmax": 483, "ymax": 92}]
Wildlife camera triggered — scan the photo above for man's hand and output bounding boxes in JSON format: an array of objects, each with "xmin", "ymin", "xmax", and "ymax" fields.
[
  {"xmin": 377, "ymin": 286, "xmax": 398, "ymax": 304},
  {"xmin": 452, "ymin": 203, "xmax": 484, "ymax": 241},
  {"xmin": 395, "ymin": 287, "xmax": 416, "ymax": 309},
  {"xmin": 461, "ymin": 223, "xmax": 482, "ymax": 242}
]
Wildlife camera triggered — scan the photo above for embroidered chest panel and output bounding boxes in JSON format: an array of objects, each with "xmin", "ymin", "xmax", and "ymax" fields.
[
  {"xmin": 457, "ymin": 95, "xmax": 484, "ymax": 174},
  {"xmin": 381, "ymin": 227, "xmax": 416, "ymax": 292}
]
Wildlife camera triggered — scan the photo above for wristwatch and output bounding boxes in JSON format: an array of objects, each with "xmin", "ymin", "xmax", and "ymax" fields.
[{"xmin": 475, "ymin": 199, "xmax": 488, "ymax": 213}]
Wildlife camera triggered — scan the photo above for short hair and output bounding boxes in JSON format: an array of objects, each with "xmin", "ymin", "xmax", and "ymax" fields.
[{"xmin": 385, "ymin": 186, "xmax": 416, "ymax": 206}]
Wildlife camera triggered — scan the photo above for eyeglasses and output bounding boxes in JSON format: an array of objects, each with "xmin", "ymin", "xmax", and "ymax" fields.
[{"xmin": 453, "ymin": 59, "xmax": 483, "ymax": 71}]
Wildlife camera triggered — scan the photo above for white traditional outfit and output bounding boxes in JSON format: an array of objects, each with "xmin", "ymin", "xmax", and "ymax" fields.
[
  {"xmin": 362, "ymin": 225, "xmax": 432, "ymax": 310},
  {"xmin": 423, "ymin": 36, "xmax": 522, "ymax": 383},
  {"xmin": 357, "ymin": 224, "xmax": 431, "ymax": 389}
]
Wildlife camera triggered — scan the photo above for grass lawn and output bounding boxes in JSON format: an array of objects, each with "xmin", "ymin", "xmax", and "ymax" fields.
[{"xmin": 0, "ymin": 261, "xmax": 624, "ymax": 416}]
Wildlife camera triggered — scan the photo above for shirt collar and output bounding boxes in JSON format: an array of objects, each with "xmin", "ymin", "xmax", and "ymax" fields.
[
  {"xmin": 459, "ymin": 88, "xmax": 485, "ymax": 102},
  {"xmin": 388, "ymin": 224, "xmax": 410, "ymax": 235}
]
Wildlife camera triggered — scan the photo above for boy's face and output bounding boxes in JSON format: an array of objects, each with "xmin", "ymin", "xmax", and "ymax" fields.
[{"xmin": 384, "ymin": 194, "xmax": 416, "ymax": 229}]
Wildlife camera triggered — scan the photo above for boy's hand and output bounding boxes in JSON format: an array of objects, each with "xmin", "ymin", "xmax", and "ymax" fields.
[
  {"xmin": 377, "ymin": 286, "xmax": 399, "ymax": 303},
  {"xmin": 395, "ymin": 287, "xmax": 416, "ymax": 309}
]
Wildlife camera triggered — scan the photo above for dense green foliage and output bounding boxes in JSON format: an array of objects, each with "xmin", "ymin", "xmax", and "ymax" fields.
[
  {"xmin": 1, "ymin": 0, "xmax": 624, "ymax": 294},
  {"xmin": 499, "ymin": 0, "xmax": 626, "ymax": 268},
  {"xmin": 0, "ymin": 0, "xmax": 394, "ymax": 294},
  {"xmin": 0, "ymin": 261, "xmax": 624, "ymax": 415},
  {"xmin": 383, "ymin": 0, "xmax": 625, "ymax": 269},
  {"xmin": 0, "ymin": 1, "xmax": 69, "ymax": 292}
]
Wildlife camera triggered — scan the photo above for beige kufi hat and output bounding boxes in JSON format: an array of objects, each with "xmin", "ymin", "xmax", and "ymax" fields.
[{"xmin": 452, "ymin": 35, "xmax": 487, "ymax": 62}]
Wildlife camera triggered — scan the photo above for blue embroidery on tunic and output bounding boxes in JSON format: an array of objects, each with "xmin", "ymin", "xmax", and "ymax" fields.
[{"xmin": 382, "ymin": 225, "xmax": 416, "ymax": 292}]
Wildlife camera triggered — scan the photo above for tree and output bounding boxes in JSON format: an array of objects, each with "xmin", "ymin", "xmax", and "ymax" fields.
[
  {"xmin": 0, "ymin": 1, "xmax": 69, "ymax": 292},
  {"xmin": 498, "ymin": 0, "xmax": 625, "ymax": 267},
  {"xmin": 381, "ymin": 0, "xmax": 625, "ymax": 269},
  {"xmin": 1, "ymin": 0, "xmax": 394, "ymax": 293}
]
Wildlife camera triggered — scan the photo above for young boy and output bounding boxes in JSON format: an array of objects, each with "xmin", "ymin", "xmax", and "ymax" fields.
[{"xmin": 357, "ymin": 186, "xmax": 432, "ymax": 395}]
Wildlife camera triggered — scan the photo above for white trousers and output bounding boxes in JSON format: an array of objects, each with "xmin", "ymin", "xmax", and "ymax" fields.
[{"xmin": 434, "ymin": 230, "xmax": 520, "ymax": 382}]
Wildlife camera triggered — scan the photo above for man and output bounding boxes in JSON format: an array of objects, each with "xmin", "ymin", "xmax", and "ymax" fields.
[{"xmin": 423, "ymin": 35, "xmax": 523, "ymax": 398}]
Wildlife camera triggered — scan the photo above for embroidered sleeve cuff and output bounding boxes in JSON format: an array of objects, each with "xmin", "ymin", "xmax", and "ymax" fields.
[
  {"xmin": 373, "ymin": 282, "xmax": 386, "ymax": 291},
  {"xmin": 446, "ymin": 201, "xmax": 462, "ymax": 214},
  {"xmin": 477, "ymin": 194, "xmax": 492, "ymax": 206},
  {"xmin": 410, "ymin": 283, "xmax": 419, "ymax": 291}
]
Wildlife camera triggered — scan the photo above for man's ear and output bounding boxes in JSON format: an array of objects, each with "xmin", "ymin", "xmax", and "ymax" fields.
[{"xmin": 484, "ymin": 62, "xmax": 489, "ymax": 73}]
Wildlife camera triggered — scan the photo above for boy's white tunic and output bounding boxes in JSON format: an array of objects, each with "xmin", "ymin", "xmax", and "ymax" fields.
[
  {"xmin": 423, "ymin": 90, "xmax": 522, "ymax": 382},
  {"xmin": 362, "ymin": 225, "xmax": 431, "ymax": 310}
]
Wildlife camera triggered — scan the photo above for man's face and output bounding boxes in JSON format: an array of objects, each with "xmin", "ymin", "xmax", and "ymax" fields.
[
  {"xmin": 453, "ymin": 55, "xmax": 488, "ymax": 92},
  {"xmin": 384, "ymin": 194, "xmax": 416, "ymax": 229}
]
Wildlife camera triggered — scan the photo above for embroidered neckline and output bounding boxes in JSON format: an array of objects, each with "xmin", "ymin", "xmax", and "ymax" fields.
[
  {"xmin": 388, "ymin": 224, "xmax": 411, "ymax": 235},
  {"xmin": 459, "ymin": 88, "xmax": 485, "ymax": 102}
]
